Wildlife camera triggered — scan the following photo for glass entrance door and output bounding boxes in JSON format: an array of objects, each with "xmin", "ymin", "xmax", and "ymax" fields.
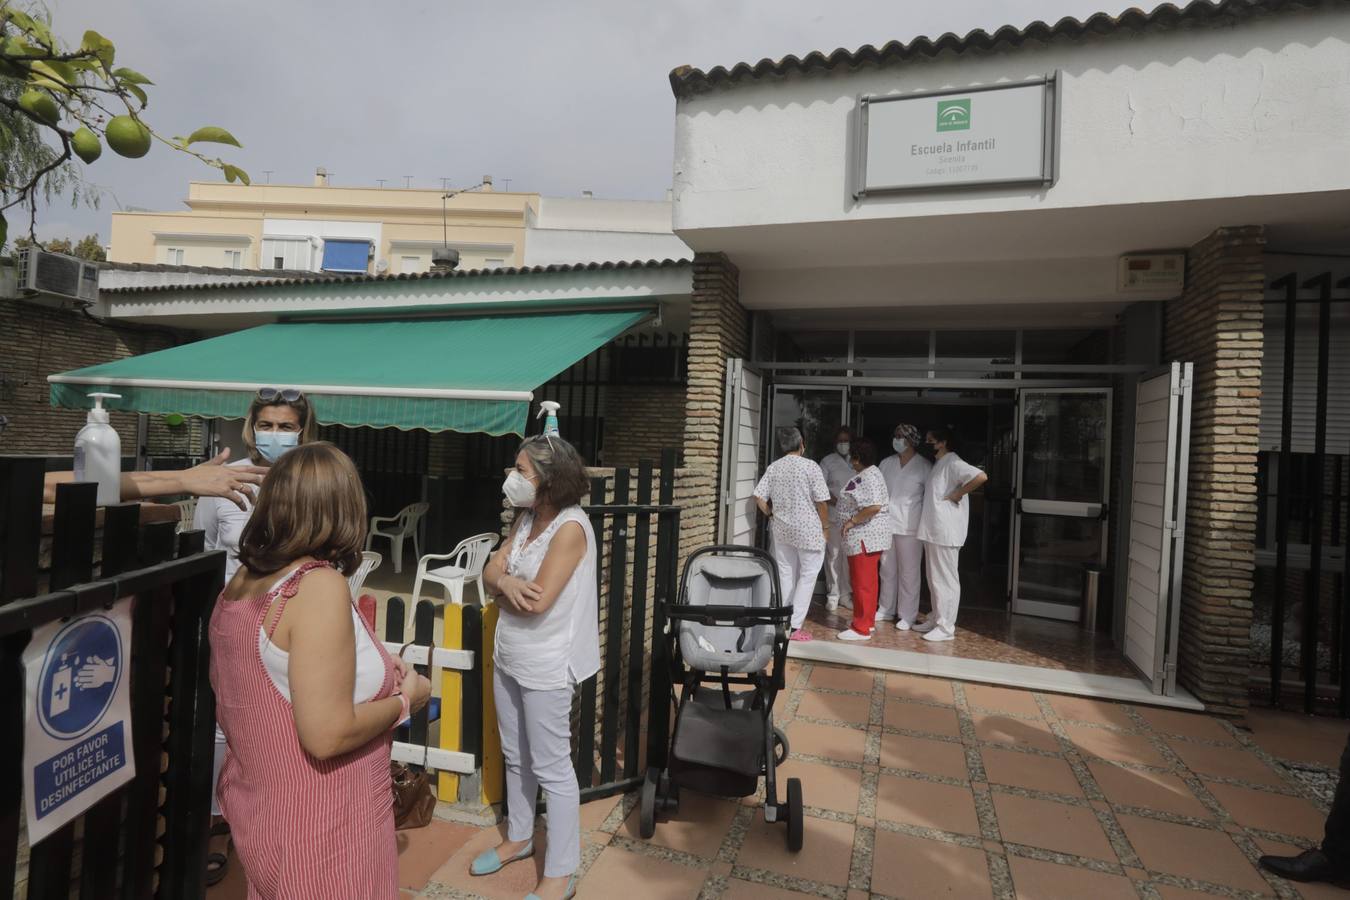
[
  {"xmin": 1011, "ymin": 389, "xmax": 1111, "ymax": 621},
  {"xmin": 768, "ymin": 385, "xmax": 848, "ymax": 463}
]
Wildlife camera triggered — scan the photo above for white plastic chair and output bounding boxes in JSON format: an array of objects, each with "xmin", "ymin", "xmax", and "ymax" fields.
[
  {"xmin": 173, "ymin": 498, "xmax": 197, "ymax": 534},
  {"xmin": 365, "ymin": 502, "xmax": 429, "ymax": 574},
  {"xmin": 347, "ymin": 551, "xmax": 381, "ymax": 599},
  {"xmin": 411, "ymin": 532, "xmax": 499, "ymax": 610}
]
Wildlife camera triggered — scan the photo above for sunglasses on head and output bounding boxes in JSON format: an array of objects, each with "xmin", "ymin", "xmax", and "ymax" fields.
[{"xmin": 256, "ymin": 387, "xmax": 302, "ymax": 403}]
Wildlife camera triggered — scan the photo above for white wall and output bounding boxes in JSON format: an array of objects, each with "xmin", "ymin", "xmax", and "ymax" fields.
[
  {"xmin": 524, "ymin": 196, "xmax": 693, "ymax": 266},
  {"xmin": 262, "ymin": 218, "xmax": 382, "ymax": 272},
  {"xmin": 673, "ymin": 7, "xmax": 1350, "ymax": 235}
]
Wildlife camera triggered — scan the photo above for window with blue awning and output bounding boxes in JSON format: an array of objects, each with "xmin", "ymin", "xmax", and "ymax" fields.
[{"xmin": 321, "ymin": 239, "xmax": 370, "ymax": 273}]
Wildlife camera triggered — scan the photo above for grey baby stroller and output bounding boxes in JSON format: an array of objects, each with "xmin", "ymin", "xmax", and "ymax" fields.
[{"xmin": 640, "ymin": 545, "xmax": 803, "ymax": 851}]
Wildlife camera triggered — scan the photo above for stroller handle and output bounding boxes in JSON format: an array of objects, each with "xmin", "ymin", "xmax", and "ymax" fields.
[{"xmin": 666, "ymin": 602, "xmax": 793, "ymax": 628}]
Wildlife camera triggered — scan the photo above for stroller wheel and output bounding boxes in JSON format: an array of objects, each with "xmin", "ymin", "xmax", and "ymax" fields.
[
  {"xmin": 772, "ymin": 727, "xmax": 790, "ymax": 767},
  {"xmin": 785, "ymin": 778, "xmax": 804, "ymax": 852},
  {"xmin": 640, "ymin": 768, "xmax": 659, "ymax": 839}
]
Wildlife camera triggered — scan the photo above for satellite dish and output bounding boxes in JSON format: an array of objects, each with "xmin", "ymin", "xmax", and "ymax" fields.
[{"xmin": 375, "ymin": 259, "xmax": 390, "ymax": 274}]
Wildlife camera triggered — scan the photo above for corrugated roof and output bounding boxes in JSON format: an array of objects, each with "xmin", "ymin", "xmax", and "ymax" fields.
[
  {"xmin": 101, "ymin": 258, "xmax": 691, "ymax": 295},
  {"xmin": 100, "ymin": 261, "xmax": 322, "ymax": 279},
  {"xmin": 668, "ymin": 0, "xmax": 1335, "ymax": 97}
]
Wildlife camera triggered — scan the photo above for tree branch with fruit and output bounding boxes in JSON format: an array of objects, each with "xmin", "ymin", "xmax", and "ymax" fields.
[{"xmin": 0, "ymin": 3, "xmax": 248, "ymax": 245}]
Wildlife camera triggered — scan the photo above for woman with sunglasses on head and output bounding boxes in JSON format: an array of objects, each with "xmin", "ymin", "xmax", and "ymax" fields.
[
  {"xmin": 473, "ymin": 433, "xmax": 597, "ymax": 900},
  {"xmin": 195, "ymin": 387, "xmax": 316, "ymax": 886}
]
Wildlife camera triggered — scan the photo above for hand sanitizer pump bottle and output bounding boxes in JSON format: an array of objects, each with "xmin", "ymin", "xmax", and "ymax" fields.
[
  {"xmin": 537, "ymin": 401, "xmax": 561, "ymax": 437},
  {"xmin": 73, "ymin": 392, "xmax": 123, "ymax": 505}
]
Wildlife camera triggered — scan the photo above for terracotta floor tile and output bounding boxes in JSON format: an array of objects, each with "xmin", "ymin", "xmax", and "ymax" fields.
[
  {"xmin": 1065, "ymin": 724, "xmax": 1167, "ymax": 767},
  {"xmin": 621, "ymin": 790, "xmax": 739, "ymax": 858},
  {"xmin": 722, "ymin": 878, "xmax": 820, "ymax": 899},
  {"xmin": 1087, "ymin": 761, "xmax": 1213, "ymax": 819},
  {"xmin": 736, "ymin": 814, "xmax": 855, "ymax": 886},
  {"xmin": 1137, "ymin": 707, "xmax": 1237, "ymax": 744},
  {"xmin": 1154, "ymin": 887, "xmax": 1234, "ymax": 900},
  {"xmin": 991, "ymin": 792, "xmax": 1117, "ymax": 862},
  {"xmin": 981, "ymin": 747, "xmax": 1083, "ymax": 797},
  {"xmin": 1247, "ymin": 707, "xmax": 1350, "ymax": 768},
  {"xmin": 777, "ymin": 759, "xmax": 862, "ymax": 815},
  {"xmin": 1166, "ymin": 739, "xmax": 1286, "ymax": 787},
  {"xmin": 875, "ymin": 773, "xmax": 981, "ymax": 836},
  {"xmin": 1007, "ymin": 853, "xmax": 1137, "ymax": 900},
  {"xmin": 397, "ymin": 819, "xmax": 479, "ymax": 891},
  {"xmin": 885, "ymin": 698, "xmax": 962, "ymax": 738},
  {"xmin": 579, "ymin": 845, "xmax": 707, "ymax": 899},
  {"xmin": 784, "ymin": 720, "xmax": 867, "ymax": 765},
  {"xmin": 1203, "ymin": 781, "xmax": 1327, "ymax": 840},
  {"xmin": 1115, "ymin": 814, "xmax": 1270, "ymax": 893},
  {"xmin": 429, "ymin": 823, "xmax": 547, "ymax": 899},
  {"xmin": 795, "ymin": 690, "xmax": 872, "ymax": 726},
  {"xmin": 806, "ymin": 664, "xmax": 876, "ymax": 694},
  {"xmin": 885, "ymin": 672, "xmax": 956, "ymax": 706},
  {"xmin": 880, "ymin": 732, "xmax": 969, "ymax": 780},
  {"xmin": 972, "ymin": 712, "xmax": 1060, "ymax": 752},
  {"xmin": 871, "ymin": 828, "xmax": 993, "ymax": 900},
  {"xmin": 1046, "ymin": 695, "xmax": 1136, "ymax": 730},
  {"xmin": 964, "ymin": 684, "xmax": 1043, "ymax": 718},
  {"xmin": 579, "ymin": 794, "xmax": 622, "ymax": 832}
]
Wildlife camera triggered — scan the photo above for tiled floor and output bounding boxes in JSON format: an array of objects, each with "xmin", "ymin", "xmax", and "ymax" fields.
[{"xmin": 208, "ymin": 662, "xmax": 1350, "ymax": 899}]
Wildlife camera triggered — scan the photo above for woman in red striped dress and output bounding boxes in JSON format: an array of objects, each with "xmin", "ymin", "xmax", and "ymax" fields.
[{"xmin": 210, "ymin": 442, "xmax": 431, "ymax": 898}]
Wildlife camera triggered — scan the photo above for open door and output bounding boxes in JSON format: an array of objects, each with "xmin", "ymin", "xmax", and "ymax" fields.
[
  {"xmin": 719, "ymin": 358, "xmax": 764, "ymax": 545},
  {"xmin": 1124, "ymin": 362, "xmax": 1193, "ymax": 694}
]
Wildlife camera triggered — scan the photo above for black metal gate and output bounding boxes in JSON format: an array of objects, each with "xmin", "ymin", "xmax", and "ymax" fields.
[
  {"xmin": 1, "ymin": 456, "xmax": 222, "ymax": 899},
  {"xmin": 1258, "ymin": 271, "xmax": 1350, "ymax": 714}
]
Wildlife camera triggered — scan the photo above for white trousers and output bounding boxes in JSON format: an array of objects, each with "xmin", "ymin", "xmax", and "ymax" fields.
[
  {"xmin": 923, "ymin": 542, "xmax": 962, "ymax": 634},
  {"xmin": 878, "ymin": 534, "xmax": 925, "ymax": 624},
  {"xmin": 772, "ymin": 542, "xmax": 826, "ymax": 630},
  {"xmin": 495, "ymin": 669, "xmax": 580, "ymax": 878},
  {"xmin": 825, "ymin": 520, "xmax": 852, "ymax": 601}
]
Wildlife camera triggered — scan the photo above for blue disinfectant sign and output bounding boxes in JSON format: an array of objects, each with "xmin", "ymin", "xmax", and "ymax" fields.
[{"xmin": 23, "ymin": 599, "xmax": 136, "ymax": 844}]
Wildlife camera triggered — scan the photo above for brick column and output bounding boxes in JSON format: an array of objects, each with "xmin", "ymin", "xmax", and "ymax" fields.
[
  {"xmin": 682, "ymin": 252, "xmax": 749, "ymax": 544},
  {"xmin": 1163, "ymin": 225, "xmax": 1265, "ymax": 716}
]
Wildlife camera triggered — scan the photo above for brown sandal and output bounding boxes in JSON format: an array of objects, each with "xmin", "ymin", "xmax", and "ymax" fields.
[{"xmin": 205, "ymin": 821, "xmax": 231, "ymax": 887}]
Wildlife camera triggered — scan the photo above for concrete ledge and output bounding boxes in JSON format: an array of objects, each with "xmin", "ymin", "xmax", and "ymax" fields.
[{"xmin": 789, "ymin": 639, "xmax": 1205, "ymax": 711}]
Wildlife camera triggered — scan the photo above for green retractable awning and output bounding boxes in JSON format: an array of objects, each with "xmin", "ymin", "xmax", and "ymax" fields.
[{"xmin": 49, "ymin": 308, "xmax": 650, "ymax": 435}]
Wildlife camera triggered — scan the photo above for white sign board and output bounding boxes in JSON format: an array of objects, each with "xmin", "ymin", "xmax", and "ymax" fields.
[
  {"xmin": 24, "ymin": 598, "xmax": 136, "ymax": 844},
  {"xmin": 1118, "ymin": 253, "xmax": 1186, "ymax": 293},
  {"xmin": 856, "ymin": 77, "xmax": 1057, "ymax": 195}
]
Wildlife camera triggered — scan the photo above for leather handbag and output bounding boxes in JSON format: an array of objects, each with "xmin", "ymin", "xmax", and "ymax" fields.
[{"xmin": 390, "ymin": 643, "xmax": 436, "ymax": 830}]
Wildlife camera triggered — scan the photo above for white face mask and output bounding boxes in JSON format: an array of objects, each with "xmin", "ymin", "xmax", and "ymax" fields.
[
  {"xmin": 893, "ymin": 438, "xmax": 907, "ymax": 454},
  {"xmin": 503, "ymin": 470, "xmax": 538, "ymax": 508},
  {"xmin": 255, "ymin": 431, "xmax": 299, "ymax": 463},
  {"xmin": 836, "ymin": 441, "xmax": 850, "ymax": 458}
]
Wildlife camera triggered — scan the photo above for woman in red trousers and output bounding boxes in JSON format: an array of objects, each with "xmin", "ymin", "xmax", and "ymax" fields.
[{"xmin": 835, "ymin": 438, "xmax": 892, "ymax": 642}]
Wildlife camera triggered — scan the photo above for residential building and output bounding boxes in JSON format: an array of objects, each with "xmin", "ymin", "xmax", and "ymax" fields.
[{"xmin": 523, "ymin": 194, "xmax": 692, "ymax": 266}]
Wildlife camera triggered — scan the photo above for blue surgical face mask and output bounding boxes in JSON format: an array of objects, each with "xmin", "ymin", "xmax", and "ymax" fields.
[
  {"xmin": 255, "ymin": 431, "xmax": 299, "ymax": 463},
  {"xmin": 893, "ymin": 438, "xmax": 907, "ymax": 454}
]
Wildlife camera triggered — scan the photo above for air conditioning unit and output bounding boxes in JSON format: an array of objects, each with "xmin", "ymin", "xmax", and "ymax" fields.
[{"xmin": 15, "ymin": 247, "xmax": 99, "ymax": 306}]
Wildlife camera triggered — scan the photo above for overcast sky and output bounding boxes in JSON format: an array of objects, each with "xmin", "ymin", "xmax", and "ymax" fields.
[{"xmin": 37, "ymin": 0, "xmax": 1141, "ymax": 243}]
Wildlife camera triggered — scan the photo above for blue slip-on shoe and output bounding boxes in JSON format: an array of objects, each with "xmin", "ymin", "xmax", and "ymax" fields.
[
  {"xmin": 524, "ymin": 873, "xmax": 577, "ymax": 900},
  {"xmin": 470, "ymin": 840, "xmax": 535, "ymax": 876}
]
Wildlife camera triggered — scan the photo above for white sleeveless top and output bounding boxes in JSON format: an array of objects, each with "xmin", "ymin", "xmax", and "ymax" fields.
[{"xmin": 494, "ymin": 507, "xmax": 600, "ymax": 691}]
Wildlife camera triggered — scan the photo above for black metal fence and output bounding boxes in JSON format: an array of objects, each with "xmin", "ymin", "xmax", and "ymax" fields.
[
  {"xmin": 1257, "ymin": 271, "xmax": 1350, "ymax": 714},
  {"xmin": 0, "ymin": 456, "xmax": 222, "ymax": 900}
]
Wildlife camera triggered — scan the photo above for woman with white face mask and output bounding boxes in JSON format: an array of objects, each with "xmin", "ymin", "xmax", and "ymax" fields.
[
  {"xmin": 194, "ymin": 387, "xmax": 316, "ymax": 886},
  {"xmin": 877, "ymin": 423, "xmax": 932, "ymax": 630},
  {"xmin": 476, "ymin": 434, "xmax": 597, "ymax": 900}
]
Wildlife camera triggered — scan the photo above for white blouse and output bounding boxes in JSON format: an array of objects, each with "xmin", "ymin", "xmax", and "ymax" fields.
[
  {"xmin": 916, "ymin": 453, "xmax": 985, "ymax": 548},
  {"xmin": 494, "ymin": 507, "xmax": 600, "ymax": 691},
  {"xmin": 839, "ymin": 465, "xmax": 891, "ymax": 556},
  {"xmin": 193, "ymin": 458, "xmax": 259, "ymax": 582},
  {"xmin": 820, "ymin": 452, "xmax": 855, "ymax": 523},
  {"xmin": 879, "ymin": 452, "xmax": 933, "ymax": 537}
]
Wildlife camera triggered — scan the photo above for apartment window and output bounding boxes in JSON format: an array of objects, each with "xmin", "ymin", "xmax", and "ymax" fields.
[
  {"xmin": 273, "ymin": 256, "xmax": 285, "ymax": 270},
  {"xmin": 262, "ymin": 237, "xmax": 313, "ymax": 271},
  {"xmin": 166, "ymin": 248, "xmax": 184, "ymax": 265},
  {"xmin": 484, "ymin": 258, "xmax": 505, "ymax": 269},
  {"xmin": 320, "ymin": 239, "xmax": 371, "ymax": 273},
  {"xmin": 224, "ymin": 249, "xmax": 242, "ymax": 269},
  {"xmin": 399, "ymin": 256, "xmax": 423, "ymax": 274}
]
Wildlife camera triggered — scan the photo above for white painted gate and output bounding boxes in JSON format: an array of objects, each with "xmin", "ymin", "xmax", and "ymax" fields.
[
  {"xmin": 719, "ymin": 358, "xmax": 763, "ymax": 545},
  {"xmin": 1124, "ymin": 362, "xmax": 1193, "ymax": 694}
]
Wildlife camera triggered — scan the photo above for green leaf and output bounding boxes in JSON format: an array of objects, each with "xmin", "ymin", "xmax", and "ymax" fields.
[
  {"xmin": 80, "ymin": 30, "xmax": 115, "ymax": 69},
  {"xmin": 124, "ymin": 82, "xmax": 147, "ymax": 107},
  {"xmin": 186, "ymin": 126, "xmax": 241, "ymax": 148},
  {"xmin": 25, "ymin": 75, "xmax": 69, "ymax": 95},
  {"xmin": 9, "ymin": 11, "xmax": 55, "ymax": 49},
  {"xmin": 0, "ymin": 210, "xmax": 8, "ymax": 250},
  {"xmin": 221, "ymin": 164, "xmax": 250, "ymax": 186},
  {"xmin": 111, "ymin": 66, "xmax": 152, "ymax": 85},
  {"xmin": 29, "ymin": 59, "xmax": 74, "ymax": 86}
]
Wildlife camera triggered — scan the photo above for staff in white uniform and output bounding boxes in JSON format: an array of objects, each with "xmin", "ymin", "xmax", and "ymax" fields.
[
  {"xmin": 914, "ymin": 426, "xmax": 988, "ymax": 643},
  {"xmin": 877, "ymin": 423, "xmax": 933, "ymax": 630},
  {"xmin": 754, "ymin": 426, "xmax": 831, "ymax": 641},
  {"xmin": 820, "ymin": 426, "xmax": 855, "ymax": 611},
  {"xmin": 194, "ymin": 387, "xmax": 317, "ymax": 888},
  {"xmin": 477, "ymin": 434, "xmax": 598, "ymax": 900}
]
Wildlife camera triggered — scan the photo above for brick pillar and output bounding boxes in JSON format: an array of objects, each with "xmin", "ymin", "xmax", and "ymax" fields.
[
  {"xmin": 682, "ymin": 252, "xmax": 749, "ymax": 542},
  {"xmin": 1163, "ymin": 225, "xmax": 1265, "ymax": 716}
]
